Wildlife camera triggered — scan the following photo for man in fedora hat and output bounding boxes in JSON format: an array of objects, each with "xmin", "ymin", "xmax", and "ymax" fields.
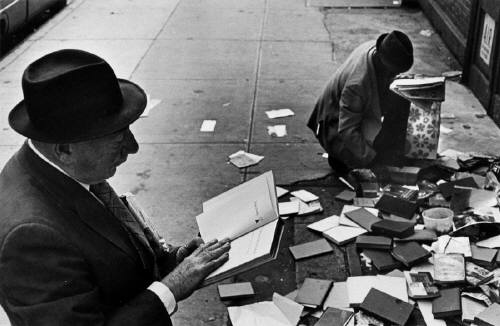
[
  {"xmin": 307, "ymin": 30, "xmax": 414, "ymax": 174},
  {"xmin": 0, "ymin": 49, "xmax": 230, "ymax": 325}
]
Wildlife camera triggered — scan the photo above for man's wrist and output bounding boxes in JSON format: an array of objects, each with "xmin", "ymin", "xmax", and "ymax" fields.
[{"xmin": 147, "ymin": 281, "xmax": 177, "ymax": 315}]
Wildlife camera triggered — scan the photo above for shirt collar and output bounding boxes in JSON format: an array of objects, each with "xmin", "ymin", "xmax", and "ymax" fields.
[{"xmin": 27, "ymin": 139, "xmax": 90, "ymax": 191}]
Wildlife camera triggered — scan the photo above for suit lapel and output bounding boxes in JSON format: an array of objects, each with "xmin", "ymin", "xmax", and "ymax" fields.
[{"xmin": 16, "ymin": 143, "xmax": 141, "ymax": 264}]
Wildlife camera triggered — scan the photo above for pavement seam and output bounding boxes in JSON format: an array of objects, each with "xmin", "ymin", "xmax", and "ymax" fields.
[
  {"xmin": 128, "ymin": 0, "xmax": 182, "ymax": 80},
  {"xmin": 243, "ymin": 0, "xmax": 269, "ymax": 182}
]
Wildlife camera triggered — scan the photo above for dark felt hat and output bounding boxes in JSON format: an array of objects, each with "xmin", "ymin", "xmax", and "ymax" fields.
[
  {"xmin": 8, "ymin": 49, "xmax": 147, "ymax": 143},
  {"xmin": 376, "ymin": 30, "xmax": 414, "ymax": 73}
]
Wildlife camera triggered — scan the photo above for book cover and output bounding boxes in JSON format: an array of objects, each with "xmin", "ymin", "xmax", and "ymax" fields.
[
  {"xmin": 432, "ymin": 287, "xmax": 461, "ymax": 319},
  {"xmin": 289, "ymin": 239, "xmax": 332, "ymax": 260},
  {"xmin": 359, "ymin": 288, "xmax": 414, "ymax": 326},
  {"xmin": 391, "ymin": 242, "xmax": 431, "ymax": 267},
  {"xmin": 295, "ymin": 278, "xmax": 333, "ymax": 308}
]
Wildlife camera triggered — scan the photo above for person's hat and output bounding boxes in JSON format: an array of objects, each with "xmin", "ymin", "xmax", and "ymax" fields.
[
  {"xmin": 8, "ymin": 49, "xmax": 147, "ymax": 143},
  {"xmin": 376, "ymin": 30, "xmax": 413, "ymax": 73}
]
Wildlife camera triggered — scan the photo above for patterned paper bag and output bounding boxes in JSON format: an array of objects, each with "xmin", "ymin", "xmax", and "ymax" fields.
[{"xmin": 405, "ymin": 101, "xmax": 441, "ymax": 159}]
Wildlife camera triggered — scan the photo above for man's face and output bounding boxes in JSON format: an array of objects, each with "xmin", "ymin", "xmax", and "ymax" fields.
[{"xmin": 67, "ymin": 127, "xmax": 139, "ymax": 184}]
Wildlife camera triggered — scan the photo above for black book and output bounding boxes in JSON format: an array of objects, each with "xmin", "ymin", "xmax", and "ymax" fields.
[
  {"xmin": 363, "ymin": 249, "xmax": 402, "ymax": 272},
  {"xmin": 359, "ymin": 288, "xmax": 414, "ymax": 326},
  {"xmin": 375, "ymin": 194, "xmax": 418, "ymax": 219},
  {"xmin": 356, "ymin": 235, "xmax": 392, "ymax": 250},
  {"xmin": 432, "ymin": 287, "xmax": 462, "ymax": 319},
  {"xmin": 391, "ymin": 242, "xmax": 431, "ymax": 268},
  {"xmin": 371, "ymin": 219, "xmax": 415, "ymax": 238}
]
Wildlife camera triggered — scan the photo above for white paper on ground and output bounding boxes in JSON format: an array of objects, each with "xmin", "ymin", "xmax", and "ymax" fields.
[
  {"xmin": 476, "ymin": 234, "xmax": 500, "ymax": 248},
  {"xmin": 440, "ymin": 126, "xmax": 453, "ymax": 134},
  {"xmin": 474, "ymin": 206, "xmax": 500, "ymax": 222},
  {"xmin": 265, "ymin": 109, "xmax": 295, "ymax": 119},
  {"xmin": 228, "ymin": 150, "xmax": 264, "ymax": 168},
  {"xmin": 346, "ymin": 275, "xmax": 408, "ymax": 306},
  {"xmin": 267, "ymin": 125, "xmax": 287, "ymax": 137},
  {"xmin": 417, "ymin": 300, "xmax": 446, "ymax": 326},
  {"xmin": 272, "ymin": 293, "xmax": 303, "ymax": 326},
  {"xmin": 462, "ymin": 296, "xmax": 488, "ymax": 322},
  {"xmin": 227, "ymin": 293, "xmax": 303, "ymax": 326},
  {"xmin": 323, "ymin": 281, "xmax": 350, "ymax": 310},
  {"xmin": 140, "ymin": 96, "xmax": 162, "ymax": 118},
  {"xmin": 291, "ymin": 190, "xmax": 318, "ymax": 203},
  {"xmin": 307, "ymin": 216, "xmax": 340, "ymax": 232},
  {"xmin": 432, "ymin": 235, "xmax": 472, "ymax": 257},
  {"xmin": 200, "ymin": 120, "xmax": 216, "ymax": 132},
  {"xmin": 290, "ymin": 198, "xmax": 323, "ymax": 215},
  {"xmin": 276, "ymin": 186, "xmax": 289, "ymax": 198},
  {"xmin": 279, "ymin": 201, "xmax": 300, "ymax": 216}
]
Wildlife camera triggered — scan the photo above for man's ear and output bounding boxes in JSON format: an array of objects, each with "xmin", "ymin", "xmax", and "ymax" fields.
[{"xmin": 54, "ymin": 143, "xmax": 73, "ymax": 164}]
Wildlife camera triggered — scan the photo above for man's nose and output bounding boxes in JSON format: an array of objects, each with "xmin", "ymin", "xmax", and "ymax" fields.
[{"xmin": 123, "ymin": 128, "xmax": 139, "ymax": 154}]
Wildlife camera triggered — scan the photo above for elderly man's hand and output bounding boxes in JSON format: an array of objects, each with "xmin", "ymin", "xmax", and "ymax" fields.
[
  {"xmin": 176, "ymin": 237, "xmax": 204, "ymax": 264},
  {"xmin": 162, "ymin": 239, "xmax": 230, "ymax": 301}
]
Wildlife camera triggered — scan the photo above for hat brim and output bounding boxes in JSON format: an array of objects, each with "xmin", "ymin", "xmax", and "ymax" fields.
[{"xmin": 9, "ymin": 79, "xmax": 147, "ymax": 143}]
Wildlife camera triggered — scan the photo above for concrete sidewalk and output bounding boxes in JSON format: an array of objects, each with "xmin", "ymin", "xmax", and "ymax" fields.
[{"xmin": 0, "ymin": 0, "xmax": 499, "ymax": 325}]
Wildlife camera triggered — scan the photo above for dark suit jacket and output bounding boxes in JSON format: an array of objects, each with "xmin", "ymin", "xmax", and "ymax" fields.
[
  {"xmin": 307, "ymin": 41, "xmax": 382, "ymax": 168},
  {"xmin": 0, "ymin": 143, "xmax": 174, "ymax": 325}
]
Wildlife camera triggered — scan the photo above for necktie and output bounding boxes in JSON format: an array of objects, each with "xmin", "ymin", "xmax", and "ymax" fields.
[{"xmin": 90, "ymin": 181, "xmax": 152, "ymax": 270}]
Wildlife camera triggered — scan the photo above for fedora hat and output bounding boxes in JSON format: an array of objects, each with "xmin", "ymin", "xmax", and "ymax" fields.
[
  {"xmin": 376, "ymin": 30, "xmax": 413, "ymax": 73},
  {"xmin": 9, "ymin": 49, "xmax": 147, "ymax": 143}
]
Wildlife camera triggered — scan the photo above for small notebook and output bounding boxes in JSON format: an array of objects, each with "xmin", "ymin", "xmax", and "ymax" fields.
[{"xmin": 295, "ymin": 278, "xmax": 333, "ymax": 308}]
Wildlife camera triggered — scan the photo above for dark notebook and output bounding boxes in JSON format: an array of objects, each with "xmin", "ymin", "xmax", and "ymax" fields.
[
  {"xmin": 371, "ymin": 219, "xmax": 415, "ymax": 238},
  {"xmin": 345, "ymin": 208, "xmax": 381, "ymax": 231},
  {"xmin": 471, "ymin": 245, "xmax": 498, "ymax": 268},
  {"xmin": 391, "ymin": 242, "xmax": 431, "ymax": 267},
  {"xmin": 289, "ymin": 239, "xmax": 333, "ymax": 261},
  {"xmin": 315, "ymin": 307, "xmax": 354, "ymax": 326},
  {"xmin": 375, "ymin": 194, "xmax": 418, "ymax": 219},
  {"xmin": 295, "ymin": 278, "xmax": 333, "ymax": 308},
  {"xmin": 359, "ymin": 288, "xmax": 414, "ymax": 326},
  {"xmin": 363, "ymin": 249, "xmax": 402, "ymax": 272},
  {"xmin": 394, "ymin": 229, "xmax": 437, "ymax": 243},
  {"xmin": 356, "ymin": 235, "xmax": 392, "ymax": 250},
  {"xmin": 335, "ymin": 190, "xmax": 356, "ymax": 202},
  {"xmin": 432, "ymin": 287, "xmax": 462, "ymax": 318},
  {"xmin": 438, "ymin": 177, "xmax": 478, "ymax": 199}
]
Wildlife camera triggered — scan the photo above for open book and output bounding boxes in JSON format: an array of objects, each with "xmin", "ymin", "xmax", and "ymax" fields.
[
  {"xmin": 196, "ymin": 171, "xmax": 283, "ymax": 285},
  {"xmin": 390, "ymin": 77, "xmax": 446, "ymax": 102}
]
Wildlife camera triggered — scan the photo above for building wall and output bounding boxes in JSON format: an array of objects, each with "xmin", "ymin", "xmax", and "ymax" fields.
[{"xmin": 418, "ymin": 0, "xmax": 473, "ymax": 64}]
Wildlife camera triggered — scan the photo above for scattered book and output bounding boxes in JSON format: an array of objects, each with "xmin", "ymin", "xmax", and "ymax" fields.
[
  {"xmin": 218, "ymin": 282, "xmax": 254, "ymax": 300},
  {"xmin": 432, "ymin": 287, "xmax": 462, "ymax": 319},
  {"xmin": 307, "ymin": 215, "xmax": 340, "ymax": 232},
  {"xmin": 278, "ymin": 201, "xmax": 300, "ymax": 216},
  {"xmin": 355, "ymin": 235, "xmax": 392, "ymax": 250},
  {"xmin": 375, "ymin": 194, "xmax": 418, "ymax": 219},
  {"xmin": 323, "ymin": 281, "xmax": 350, "ymax": 310},
  {"xmin": 359, "ymin": 288, "xmax": 414, "ymax": 326},
  {"xmin": 466, "ymin": 262, "xmax": 494, "ymax": 287},
  {"xmin": 335, "ymin": 190, "xmax": 356, "ymax": 203},
  {"xmin": 315, "ymin": 307, "xmax": 354, "ymax": 326},
  {"xmin": 473, "ymin": 302, "xmax": 500, "ymax": 326},
  {"xmin": 394, "ymin": 229, "xmax": 437, "ymax": 243},
  {"xmin": 363, "ymin": 249, "xmax": 402, "ymax": 272},
  {"xmin": 359, "ymin": 182, "xmax": 379, "ymax": 198},
  {"xmin": 196, "ymin": 171, "xmax": 283, "ymax": 285},
  {"xmin": 382, "ymin": 184, "xmax": 419, "ymax": 201},
  {"xmin": 228, "ymin": 150, "xmax": 264, "ymax": 168},
  {"xmin": 438, "ymin": 177, "xmax": 479, "ymax": 199},
  {"xmin": 371, "ymin": 219, "xmax": 415, "ymax": 238},
  {"xmin": 432, "ymin": 235, "xmax": 472, "ymax": 257},
  {"xmin": 391, "ymin": 242, "xmax": 431, "ymax": 267},
  {"xmin": 322, "ymin": 225, "xmax": 367, "ymax": 245},
  {"xmin": 471, "ymin": 245, "xmax": 498, "ymax": 269},
  {"xmin": 433, "ymin": 253, "xmax": 466, "ymax": 285},
  {"xmin": 290, "ymin": 190, "xmax": 318, "ymax": 203},
  {"xmin": 353, "ymin": 197, "xmax": 379, "ymax": 207},
  {"xmin": 344, "ymin": 208, "xmax": 382, "ymax": 231},
  {"xmin": 386, "ymin": 166, "xmax": 421, "ymax": 185},
  {"xmin": 228, "ymin": 293, "xmax": 303, "ymax": 326},
  {"xmin": 346, "ymin": 244, "xmax": 363, "ymax": 277},
  {"xmin": 288, "ymin": 239, "xmax": 332, "ymax": 261},
  {"xmin": 346, "ymin": 275, "xmax": 408, "ymax": 307},
  {"xmin": 295, "ymin": 278, "xmax": 333, "ymax": 308},
  {"xmin": 462, "ymin": 296, "xmax": 488, "ymax": 324},
  {"xmin": 404, "ymin": 271, "xmax": 439, "ymax": 299},
  {"xmin": 290, "ymin": 197, "xmax": 323, "ymax": 216},
  {"xmin": 267, "ymin": 125, "xmax": 287, "ymax": 137}
]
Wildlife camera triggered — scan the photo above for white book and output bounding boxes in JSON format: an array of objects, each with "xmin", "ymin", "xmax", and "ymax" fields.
[
  {"xmin": 197, "ymin": 171, "xmax": 283, "ymax": 285},
  {"xmin": 346, "ymin": 275, "xmax": 408, "ymax": 307},
  {"xmin": 322, "ymin": 226, "xmax": 367, "ymax": 246}
]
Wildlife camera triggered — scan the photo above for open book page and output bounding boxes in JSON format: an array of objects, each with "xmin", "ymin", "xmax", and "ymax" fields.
[
  {"xmin": 207, "ymin": 220, "xmax": 278, "ymax": 279},
  {"xmin": 197, "ymin": 171, "xmax": 278, "ymax": 241}
]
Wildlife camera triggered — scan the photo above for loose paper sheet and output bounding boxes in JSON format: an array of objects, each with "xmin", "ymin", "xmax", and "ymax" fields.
[
  {"xmin": 417, "ymin": 300, "xmax": 446, "ymax": 326},
  {"xmin": 279, "ymin": 201, "xmax": 300, "ymax": 216},
  {"xmin": 346, "ymin": 276, "xmax": 408, "ymax": 306},
  {"xmin": 307, "ymin": 215, "xmax": 340, "ymax": 232},
  {"xmin": 229, "ymin": 150, "xmax": 264, "ymax": 168},
  {"xmin": 431, "ymin": 235, "xmax": 472, "ymax": 257},
  {"xmin": 200, "ymin": 120, "xmax": 216, "ymax": 132},
  {"xmin": 476, "ymin": 234, "xmax": 500, "ymax": 248},
  {"xmin": 276, "ymin": 186, "xmax": 289, "ymax": 198},
  {"xmin": 267, "ymin": 125, "xmax": 287, "ymax": 137},
  {"xmin": 291, "ymin": 190, "xmax": 318, "ymax": 203},
  {"xmin": 323, "ymin": 226, "xmax": 367, "ymax": 245},
  {"xmin": 265, "ymin": 109, "xmax": 295, "ymax": 119}
]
